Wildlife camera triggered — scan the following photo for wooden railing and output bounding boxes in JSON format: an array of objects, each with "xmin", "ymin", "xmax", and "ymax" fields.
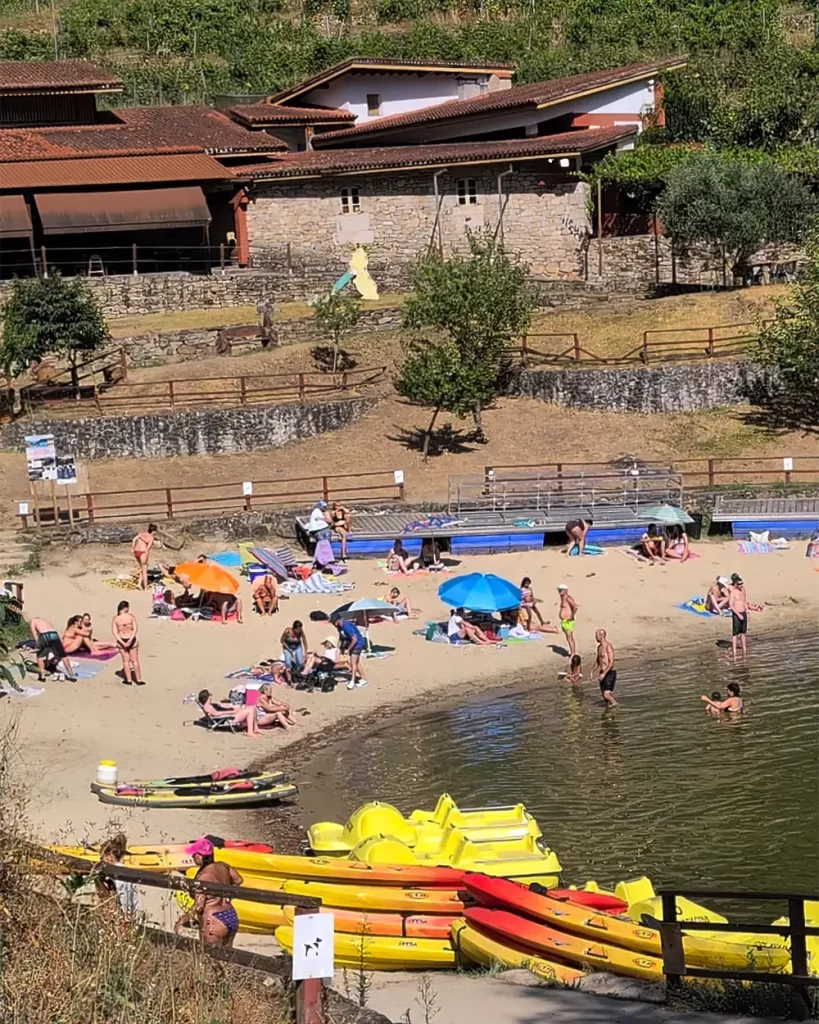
[
  {"xmin": 658, "ymin": 887, "xmax": 818, "ymax": 1017},
  {"xmin": 17, "ymin": 469, "xmax": 406, "ymax": 529},
  {"xmin": 513, "ymin": 321, "xmax": 768, "ymax": 367},
  {"xmin": 484, "ymin": 456, "xmax": 819, "ymax": 493},
  {"xmin": 19, "ymin": 348, "xmax": 128, "ymax": 406},
  {"xmin": 20, "ymin": 364, "xmax": 387, "ymax": 416}
]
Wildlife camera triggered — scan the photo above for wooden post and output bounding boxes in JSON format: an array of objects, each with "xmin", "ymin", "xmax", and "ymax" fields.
[
  {"xmin": 785, "ymin": 462, "xmax": 793, "ymax": 486},
  {"xmin": 66, "ymin": 488, "xmax": 74, "ymax": 526},
  {"xmin": 32, "ymin": 485, "xmax": 41, "ymax": 528},
  {"xmin": 119, "ymin": 347, "xmax": 128, "ymax": 381},
  {"xmin": 653, "ymin": 213, "xmax": 660, "ymax": 284},
  {"xmin": 298, "ymin": 373, "xmax": 306, "ymax": 402},
  {"xmin": 707, "ymin": 458, "xmax": 715, "ymax": 487},
  {"xmin": 321, "ymin": 476, "xmax": 330, "ymax": 501},
  {"xmin": 521, "ymin": 336, "xmax": 528, "ymax": 368},
  {"xmin": 659, "ymin": 891, "xmax": 684, "ymax": 992},
  {"xmin": 41, "ymin": 244, "xmax": 48, "ymax": 277},
  {"xmin": 168, "ymin": 380, "xmax": 175, "ymax": 411},
  {"xmin": 596, "ymin": 178, "xmax": 603, "ymax": 278},
  {"xmin": 556, "ymin": 463, "xmax": 563, "ymax": 493},
  {"xmin": 573, "ymin": 333, "xmax": 581, "ymax": 362},
  {"xmin": 219, "ymin": 242, "xmax": 225, "ymax": 270},
  {"xmin": 86, "ymin": 492, "xmax": 95, "ymax": 525},
  {"xmin": 707, "ymin": 327, "xmax": 715, "ymax": 357},
  {"xmin": 165, "ymin": 488, "xmax": 174, "ymax": 520},
  {"xmin": 341, "ymin": 372, "xmax": 348, "ymax": 390},
  {"xmin": 49, "ymin": 479, "xmax": 59, "ymax": 526},
  {"xmin": 294, "ymin": 906, "xmax": 324, "ymax": 1024},
  {"xmin": 397, "ymin": 476, "xmax": 405, "ymax": 501},
  {"xmin": 788, "ymin": 898, "xmax": 811, "ymax": 1020},
  {"xmin": 132, "ymin": 243, "xmax": 138, "ymax": 276},
  {"xmin": 239, "ymin": 377, "xmax": 247, "ymax": 406},
  {"xmin": 642, "ymin": 332, "xmax": 650, "ymax": 363}
]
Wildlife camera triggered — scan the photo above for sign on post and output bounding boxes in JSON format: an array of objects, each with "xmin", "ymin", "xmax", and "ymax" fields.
[
  {"xmin": 292, "ymin": 912, "xmax": 334, "ymax": 981},
  {"xmin": 783, "ymin": 457, "xmax": 794, "ymax": 472},
  {"xmin": 25, "ymin": 434, "xmax": 56, "ymax": 482},
  {"xmin": 393, "ymin": 470, "xmax": 404, "ymax": 485},
  {"xmin": 242, "ymin": 481, "xmax": 253, "ymax": 496}
]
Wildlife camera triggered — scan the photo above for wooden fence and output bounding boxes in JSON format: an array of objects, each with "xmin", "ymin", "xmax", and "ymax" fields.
[
  {"xmin": 19, "ymin": 364, "xmax": 387, "ymax": 417},
  {"xmin": 17, "ymin": 469, "xmax": 405, "ymax": 529},
  {"xmin": 484, "ymin": 456, "xmax": 819, "ymax": 493},
  {"xmin": 18, "ymin": 348, "xmax": 128, "ymax": 407},
  {"xmin": 514, "ymin": 320, "xmax": 768, "ymax": 367}
]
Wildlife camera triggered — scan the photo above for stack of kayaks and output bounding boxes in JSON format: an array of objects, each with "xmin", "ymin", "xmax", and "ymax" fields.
[
  {"xmin": 454, "ymin": 874, "xmax": 792, "ymax": 982},
  {"xmin": 43, "ymin": 837, "xmax": 275, "ymax": 873},
  {"xmin": 90, "ymin": 768, "xmax": 297, "ymax": 809}
]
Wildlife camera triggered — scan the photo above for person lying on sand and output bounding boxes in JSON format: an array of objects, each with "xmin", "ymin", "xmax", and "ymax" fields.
[{"xmin": 448, "ymin": 608, "xmax": 493, "ymax": 646}]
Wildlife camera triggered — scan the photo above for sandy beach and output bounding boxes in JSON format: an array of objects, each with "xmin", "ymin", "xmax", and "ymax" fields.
[{"xmin": 5, "ymin": 537, "xmax": 817, "ymax": 848}]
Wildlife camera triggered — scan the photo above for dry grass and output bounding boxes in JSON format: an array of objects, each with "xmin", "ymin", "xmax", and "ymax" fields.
[
  {"xmin": 0, "ymin": 722, "xmax": 288, "ymax": 1024},
  {"xmin": 107, "ymin": 293, "xmax": 408, "ymax": 337}
]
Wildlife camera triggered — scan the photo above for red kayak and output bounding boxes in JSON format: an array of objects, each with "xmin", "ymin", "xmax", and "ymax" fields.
[{"xmin": 548, "ymin": 888, "xmax": 627, "ymax": 913}]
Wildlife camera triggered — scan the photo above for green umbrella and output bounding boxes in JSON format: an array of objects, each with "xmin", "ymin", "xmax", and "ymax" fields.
[{"xmin": 641, "ymin": 504, "xmax": 694, "ymax": 525}]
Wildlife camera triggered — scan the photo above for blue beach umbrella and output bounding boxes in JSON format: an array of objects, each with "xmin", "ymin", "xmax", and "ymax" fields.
[{"xmin": 438, "ymin": 573, "xmax": 522, "ymax": 613}]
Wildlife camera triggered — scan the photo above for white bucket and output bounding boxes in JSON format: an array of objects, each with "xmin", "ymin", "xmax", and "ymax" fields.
[{"xmin": 97, "ymin": 760, "xmax": 117, "ymax": 785}]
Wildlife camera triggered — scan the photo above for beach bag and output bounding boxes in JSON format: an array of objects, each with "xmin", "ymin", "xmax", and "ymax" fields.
[{"xmin": 425, "ymin": 622, "xmax": 440, "ymax": 641}]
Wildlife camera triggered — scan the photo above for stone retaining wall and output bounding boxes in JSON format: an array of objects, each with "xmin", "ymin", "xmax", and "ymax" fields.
[
  {"xmin": 513, "ymin": 360, "xmax": 777, "ymax": 413},
  {"xmin": 0, "ymin": 397, "xmax": 374, "ymax": 460}
]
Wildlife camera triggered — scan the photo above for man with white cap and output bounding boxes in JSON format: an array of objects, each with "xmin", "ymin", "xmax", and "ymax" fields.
[
  {"xmin": 307, "ymin": 499, "xmax": 332, "ymax": 542},
  {"xmin": 706, "ymin": 575, "xmax": 730, "ymax": 615},
  {"xmin": 557, "ymin": 584, "xmax": 578, "ymax": 657}
]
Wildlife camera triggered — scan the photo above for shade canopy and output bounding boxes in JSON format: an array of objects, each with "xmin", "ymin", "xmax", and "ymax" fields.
[
  {"xmin": 174, "ymin": 561, "xmax": 239, "ymax": 596},
  {"xmin": 331, "ymin": 598, "xmax": 397, "ymax": 621},
  {"xmin": 35, "ymin": 186, "xmax": 211, "ymax": 235},
  {"xmin": 640, "ymin": 504, "xmax": 694, "ymax": 526},
  {"xmin": 438, "ymin": 573, "xmax": 522, "ymax": 613},
  {"xmin": 0, "ymin": 194, "xmax": 33, "ymax": 239}
]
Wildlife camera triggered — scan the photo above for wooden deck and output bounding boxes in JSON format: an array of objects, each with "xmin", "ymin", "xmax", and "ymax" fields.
[{"xmin": 712, "ymin": 496, "xmax": 819, "ymax": 522}]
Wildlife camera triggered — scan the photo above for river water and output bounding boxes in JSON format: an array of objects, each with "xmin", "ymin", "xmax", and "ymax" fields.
[{"xmin": 302, "ymin": 632, "xmax": 819, "ymax": 895}]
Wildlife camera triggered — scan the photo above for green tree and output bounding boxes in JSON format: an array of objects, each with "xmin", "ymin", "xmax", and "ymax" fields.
[
  {"xmin": 401, "ymin": 232, "xmax": 531, "ymax": 440},
  {"xmin": 0, "ymin": 274, "xmax": 108, "ymax": 388},
  {"xmin": 656, "ymin": 152, "xmax": 817, "ymax": 279},
  {"xmin": 754, "ymin": 226, "xmax": 819, "ymax": 430},
  {"xmin": 311, "ymin": 289, "xmax": 361, "ymax": 373}
]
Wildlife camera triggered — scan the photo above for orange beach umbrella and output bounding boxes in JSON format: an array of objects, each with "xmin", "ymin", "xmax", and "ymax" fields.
[{"xmin": 174, "ymin": 561, "xmax": 240, "ymax": 595}]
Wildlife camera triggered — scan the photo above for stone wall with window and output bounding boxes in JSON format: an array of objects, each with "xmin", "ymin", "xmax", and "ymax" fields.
[{"xmin": 247, "ymin": 168, "xmax": 591, "ymax": 290}]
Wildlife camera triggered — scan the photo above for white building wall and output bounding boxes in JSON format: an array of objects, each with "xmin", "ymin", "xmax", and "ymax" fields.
[{"xmin": 302, "ymin": 73, "xmax": 472, "ymax": 123}]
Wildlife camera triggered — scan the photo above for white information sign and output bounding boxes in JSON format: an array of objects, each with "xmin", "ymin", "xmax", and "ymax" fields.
[
  {"xmin": 242, "ymin": 481, "xmax": 254, "ymax": 496},
  {"xmin": 783, "ymin": 457, "xmax": 793, "ymax": 472},
  {"xmin": 18, "ymin": 502, "xmax": 29, "ymax": 516},
  {"xmin": 393, "ymin": 469, "xmax": 404, "ymax": 485},
  {"xmin": 292, "ymin": 912, "xmax": 334, "ymax": 981}
]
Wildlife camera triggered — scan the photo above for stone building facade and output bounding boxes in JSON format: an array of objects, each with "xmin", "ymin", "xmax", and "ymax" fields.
[{"xmin": 248, "ymin": 169, "xmax": 591, "ymax": 290}]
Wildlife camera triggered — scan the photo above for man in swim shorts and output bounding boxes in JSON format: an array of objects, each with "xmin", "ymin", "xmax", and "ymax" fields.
[
  {"xmin": 593, "ymin": 628, "xmax": 617, "ymax": 706},
  {"xmin": 728, "ymin": 573, "xmax": 749, "ymax": 660},
  {"xmin": 557, "ymin": 584, "xmax": 578, "ymax": 657},
  {"xmin": 30, "ymin": 616, "xmax": 76, "ymax": 680}
]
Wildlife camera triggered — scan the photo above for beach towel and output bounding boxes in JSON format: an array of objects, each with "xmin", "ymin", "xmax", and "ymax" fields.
[
  {"xmin": 402, "ymin": 515, "xmax": 460, "ymax": 533},
  {"xmin": 677, "ymin": 597, "xmax": 730, "ymax": 618},
  {"xmin": 225, "ymin": 667, "xmax": 276, "ymax": 683},
  {"xmin": 248, "ymin": 546, "xmax": 290, "ymax": 580},
  {"xmin": 0, "ymin": 685, "xmax": 45, "ymax": 698},
  {"xmin": 210, "ymin": 551, "xmax": 243, "ymax": 569},
  {"xmin": 72, "ymin": 662, "xmax": 106, "ymax": 679},
  {"xmin": 73, "ymin": 648, "xmax": 119, "ymax": 662},
  {"xmin": 570, "ymin": 543, "xmax": 604, "ymax": 556},
  {"xmin": 737, "ymin": 540, "xmax": 790, "ymax": 554},
  {"xmin": 279, "ymin": 574, "xmax": 354, "ymax": 596}
]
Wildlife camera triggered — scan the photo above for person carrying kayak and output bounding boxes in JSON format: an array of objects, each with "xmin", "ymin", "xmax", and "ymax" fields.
[{"xmin": 174, "ymin": 838, "xmax": 243, "ymax": 946}]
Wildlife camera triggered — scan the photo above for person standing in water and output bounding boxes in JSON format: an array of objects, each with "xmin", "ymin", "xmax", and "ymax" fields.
[
  {"xmin": 702, "ymin": 682, "xmax": 743, "ymax": 714},
  {"xmin": 131, "ymin": 524, "xmax": 158, "ymax": 590},
  {"xmin": 557, "ymin": 584, "xmax": 578, "ymax": 657},
  {"xmin": 112, "ymin": 600, "xmax": 143, "ymax": 685},
  {"xmin": 592, "ymin": 628, "xmax": 617, "ymax": 706},
  {"xmin": 174, "ymin": 838, "xmax": 243, "ymax": 947},
  {"xmin": 728, "ymin": 573, "xmax": 749, "ymax": 660}
]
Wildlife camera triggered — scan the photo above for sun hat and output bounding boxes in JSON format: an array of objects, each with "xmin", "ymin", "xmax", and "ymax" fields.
[
  {"xmin": 323, "ymin": 635, "xmax": 336, "ymax": 645},
  {"xmin": 185, "ymin": 837, "xmax": 214, "ymax": 857},
  {"xmin": 557, "ymin": 583, "xmax": 568, "ymax": 590},
  {"xmin": 717, "ymin": 576, "xmax": 730, "ymax": 586}
]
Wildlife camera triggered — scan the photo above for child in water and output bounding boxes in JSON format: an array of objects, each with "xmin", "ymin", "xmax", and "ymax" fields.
[
  {"xmin": 701, "ymin": 682, "xmax": 743, "ymax": 714},
  {"xmin": 704, "ymin": 690, "xmax": 722, "ymax": 715},
  {"xmin": 559, "ymin": 654, "xmax": 583, "ymax": 684}
]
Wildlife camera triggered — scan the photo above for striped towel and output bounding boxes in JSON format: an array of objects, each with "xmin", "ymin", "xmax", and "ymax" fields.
[{"xmin": 279, "ymin": 574, "xmax": 355, "ymax": 595}]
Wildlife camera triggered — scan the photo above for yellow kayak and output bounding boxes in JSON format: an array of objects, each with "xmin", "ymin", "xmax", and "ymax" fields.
[
  {"xmin": 275, "ymin": 926, "xmax": 456, "ymax": 970},
  {"xmin": 451, "ymin": 919, "xmax": 586, "ymax": 986},
  {"xmin": 583, "ymin": 877, "xmax": 793, "ymax": 963},
  {"xmin": 277, "ymin": 878, "xmax": 467, "ymax": 916},
  {"xmin": 308, "ymin": 796, "xmax": 540, "ymax": 855},
  {"xmin": 46, "ymin": 843, "xmax": 195, "ymax": 873},
  {"xmin": 350, "ymin": 831, "xmax": 561, "ymax": 886},
  {"xmin": 772, "ymin": 901, "xmax": 819, "ymax": 975}
]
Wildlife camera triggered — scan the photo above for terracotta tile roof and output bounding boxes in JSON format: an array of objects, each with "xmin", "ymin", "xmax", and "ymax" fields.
[
  {"xmin": 0, "ymin": 59, "xmax": 122, "ymax": 94},
  {"xmin": 228, "ymin": 103, "xmax": 356, "ymax": 126},
  {"xmin": 0, "ymin": 153, "xmax": 234, "ymax": 190},
  {"xmin": 313, "ymin": 58, "xmax": 687, "ymax": 146},
  {"xmin": 267, "ymin": 56, "xmax": 516, "ymax": 105},
  {"xmin": 240, "ymin": 127, "xmax": 637, "ymax": 180},
  {"xmin": 0, "ymin": 107, "xmax": 285, "ymax": 164}
]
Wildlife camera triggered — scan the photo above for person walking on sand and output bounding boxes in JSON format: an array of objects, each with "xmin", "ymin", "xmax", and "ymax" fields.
[
  {"xmin": 592, "ymin": 628, "xmax": 617, "ymax": 706},
  {"xmin": 728, "ymin": 573, "xmax": 749, "ymax": 659},
  {"xmin": 565, "ymin": 517, "xmax": 593, "ymax": 556},
  {"xmin": 112, "ymin": 600, "xmax": 144, "ymax": 685},
  {"xmin": 557, "ymin": 584, "xmax": 578, "ymax": 657},
  {"xmin": 132, "ymin": 524, "xmax": 158, "ymax": 590}
]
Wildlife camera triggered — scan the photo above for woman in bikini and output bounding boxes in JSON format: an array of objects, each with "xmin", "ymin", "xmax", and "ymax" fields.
[
  {"xmin": 665, "ymin": 524, "xmax": 690, "ymax": 561},
  {"xmin": 197, "ymin": 690, "xmax": 262, "ymax": 736},
  {"xmin": 174, "ymin": 838, "xmax": 243, "ymax": 947},
  {"xmin": 255, "ymin": 683, "xmax": 298, "ymax": 729},
  {"xmin": 112, "ymin": 600, "xmax": 144, "ymax": 686},
  {"xmin": 386, "ymin": 539, "xmax": 418, "ymax": 574},
  {"xmin": 131, "ymin": 524, "xmax": 158, "ymax": 590},
  {"xmin": 519, "ymin": 577, "xmax": 545, "ymax": 629},
  {"xmin": 701, "ymin": 681, "xmax": 743, "ymax": 714},
  {"xmin": 63, "ymin": 614, "xmax": 115, "ymax": 655},
  {"xmin": 330, "ymin": 502, "xmax": 352, "ymax": 560},
  {"xmin": 387, "ymin": 587, "xmax": 413, "ymax": 617}
]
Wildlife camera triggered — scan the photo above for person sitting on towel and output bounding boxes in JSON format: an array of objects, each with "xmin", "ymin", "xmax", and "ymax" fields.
[
  {"xmin": 252, "ymin": 575, "xmax": 278, "ymax": 616},
  {"xmin": 447, "ymin": 608, "xmax": 493, "ymax": 646}
]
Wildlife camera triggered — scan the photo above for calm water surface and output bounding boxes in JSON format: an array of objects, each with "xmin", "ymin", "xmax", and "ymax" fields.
[{"xmin": 306, "ymin": 633, "xmax": 819, "ymax": 893}]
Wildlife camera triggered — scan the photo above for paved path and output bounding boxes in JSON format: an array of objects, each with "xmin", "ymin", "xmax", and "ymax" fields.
[{"xmin": 367, "ymin": 973, "xmax": 784, "ymax": 1024}]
